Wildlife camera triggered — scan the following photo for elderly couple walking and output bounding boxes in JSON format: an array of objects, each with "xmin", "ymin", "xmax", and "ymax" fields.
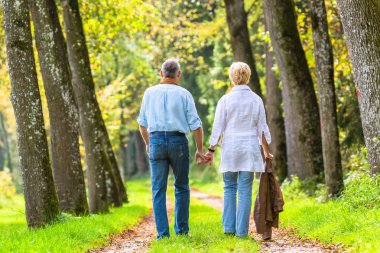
[{"xmin": 137, "ymin": 58, "xmax": 272, "ymax": 240}]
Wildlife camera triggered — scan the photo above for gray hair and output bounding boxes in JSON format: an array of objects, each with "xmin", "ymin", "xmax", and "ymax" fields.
[{"xmin": 161, "ymin": 58, "xmax": 180, "ymax": 78}]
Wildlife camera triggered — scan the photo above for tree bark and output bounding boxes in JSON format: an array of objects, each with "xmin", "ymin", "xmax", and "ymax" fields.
[
  {"xmin": 264, "ymin": 40, "xmax": 288, "ymax": 182},
  {"xmin": 0, "ymin": 112, "xmax": 13, "ymax": 172},
  {"xmin": 134, "ymin": 131, "xmax": 149, "ymax": 174},
  {"xmin": 337, "ymin": 1, "xmax": 380, "ymax": 175},
  {"xmin": 104, "ymin": 148, "xmax": 123, "ymax": 207},
  {"xmin": 0, "ymin": 130, "xmax": 5, "ymax": 171},
  {"xmin": 119, "ymin": 110, "xmax": 128, "ymax": 180},
  {"xmin": 127, "ymin": 132, "xmax": 137, "ymax": 176},
  {"xmin": 28, "ymin": 0, "xmax": 89, "ymax": 214},
  {"xmin": 263, "ymin": 0, "xmax": 324, "ymax": 180},
  {"xmin": 224, "ymin": 0, "xmax": 262, "ymax": 97},
  {"xmin": 60, "ymin": 0, "xmax": 127, "ymax": 205},
  {"xmin": 101, "ymin": 126, "xmax": 128, "ymax": 202},
  {"xmin": 1, "ymin": 0, "xmax": 59, "ymax": 227},
  {"xmin": 308, "ymin": 0, "xmax": 343, "ymax": 195}
]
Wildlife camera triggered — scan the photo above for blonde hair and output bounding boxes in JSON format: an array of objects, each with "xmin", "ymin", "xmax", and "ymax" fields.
[{"xmin": 228, "ymin": 62, "xmax": 251, "ymax": 85}]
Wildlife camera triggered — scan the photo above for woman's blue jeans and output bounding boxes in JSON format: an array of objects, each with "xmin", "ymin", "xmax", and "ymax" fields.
[
  {"xmin": 223, "ymin": 171, "xmax": 254, "ymax": 237},
  {"xmin": 149, "ymin": 132, "xmax": 190, "ymax": 239}
]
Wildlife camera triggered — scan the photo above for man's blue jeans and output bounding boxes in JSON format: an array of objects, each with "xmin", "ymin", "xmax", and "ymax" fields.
[
  {"xmin": 222, "ymin": 171, "xmax": 254, "ymax": 237},
  {"xmin": 149, "ymin": 132, "xmax": 190, "ymax": 239}
]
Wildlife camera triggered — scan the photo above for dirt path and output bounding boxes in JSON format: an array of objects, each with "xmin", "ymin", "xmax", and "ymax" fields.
[
  {"xmin": 191, "ymin": 189, "xmax": 344, "ymax": 253},
  {"xmin": 88, "ymin": 200, "xmax": 173, "ymax": 253}
]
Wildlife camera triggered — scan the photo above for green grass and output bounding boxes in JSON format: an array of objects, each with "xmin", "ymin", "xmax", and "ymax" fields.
[
  {"xmin": 191, "ymin": 177, "xmax": 380, "ymax": 252},
  {"xmin": 0, "ymin": 180, "xmax": 152, "ymax": 253},
  {"xmin": 149, "ymin": 197, "xmax": 259, "ymax": 253}
]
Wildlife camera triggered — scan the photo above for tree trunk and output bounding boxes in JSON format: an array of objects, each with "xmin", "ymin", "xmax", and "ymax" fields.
[
  {"xmin": 263, "ymin": 0, "xmax": 323, "ymax": 180},
  {"xmin": 134, "ymin": 131, "xmax": 149, "ymax": 174},
  {"xmin": 1, "ymin": 0, "xmax": 59, "ymax": 227},
  {"xmin": 60, "ymin": 0, "xmax": 127, "ymax": 204},
  {"xmin": 127, "ymin": 132, "xmax": 137, "ymax": 176},
  {"xmin": 0, "ymin": 131, "xmax": 5, "ymax": 171},
  {"xmin": 224, "ymin": 0, "xmax": 262, "ymax": 97},
  {"xmin": 337, "ymin": 0, "xmax": 380, "ymax": 175},
  {"xmin": 264, "ymin": 38, "xmax": 288, "ymax": 182},
  {"xmin": 28, "ymin": 0, "xmax": 89, "ymax": 215},
  {"xmin": 104, "ymin": 148, "xmax": 123, "ymax": 207},
  {"xmin": 101, "ymin": 126, "xmax": 128, "ymax": 202},
  {"xmin": 0, "ymin": 112, "xmax": 13, "ymax": 172},
  {"xmin": 308, "ymin": 0, "xmax": 343, "ymax": 195},
  {"xmin": 119, "ymin": 107, "xmax": 128, "ymax": 180}
]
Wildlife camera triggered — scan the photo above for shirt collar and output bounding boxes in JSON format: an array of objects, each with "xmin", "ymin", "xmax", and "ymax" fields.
[{"xmin": 231, "ymin": 84, "xmax": 251, "ymax": 91}]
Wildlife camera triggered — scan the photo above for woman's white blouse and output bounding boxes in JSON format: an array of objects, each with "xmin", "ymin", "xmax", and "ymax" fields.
[{"xmin": 209, "ymin": 85, "xmax": 271, "ymax": 173}]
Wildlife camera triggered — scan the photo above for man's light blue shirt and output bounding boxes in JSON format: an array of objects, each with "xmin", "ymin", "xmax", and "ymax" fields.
[{"xmin": 137, "ymin": 84, "xmax": 202, "ymax": 134}]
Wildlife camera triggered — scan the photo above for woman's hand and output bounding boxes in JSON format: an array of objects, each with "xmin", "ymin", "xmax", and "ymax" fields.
[
  {"xmin": 264, "ymin": 152, "xmax": 273, "ymax": 160},
  {"xmin": 145, "ymin": 144, "xmax": 149, "ymax": 155}
]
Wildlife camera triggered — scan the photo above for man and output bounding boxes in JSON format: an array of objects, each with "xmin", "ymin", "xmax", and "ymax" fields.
[{"xmin": 137, "ymin": 58, "xmax": 206, "ymax": 239}]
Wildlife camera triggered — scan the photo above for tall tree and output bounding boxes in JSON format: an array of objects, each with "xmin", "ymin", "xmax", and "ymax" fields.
[
  {"xmin": 0, "ymin": 127, "xmax": 4, "ymax": 171},
  {"xmin": 0, "ymin": 112, "xmax": 13, "ymax": 172},
  {"xmin": 308, "ymin": 0, "xmax": 343, "ymax": 195},
  {"xmin": 264, "ymin": 36, "xmax": 287, "ymax": 182},
  {"xmin": 337, "ymin": 1, "xmax": 380, "ymax": 175},
  {"xmin": 1, "ymin": 0, "xmax": 59, "ymax": 227},
  {"xmin": 28, "ymin": 0, "xmax": 89, "ymax": 214},
  {"xmin": 224, "ymin": 0, "xmax": 262, "ymax": 97},
  {"xmin": 134, "ymin": 131, "xmax": 149, "ymax": 174},
  {"xmin": 126, "ymin": 132, "xmax": 138, "ymax": 176},
  {"xmin": 60, "ymin": 0, "xmax": 127, "ymax": 207},
  {"xmin": 263, "ymin": 0, "xmax": 323, "ymax": 180}
]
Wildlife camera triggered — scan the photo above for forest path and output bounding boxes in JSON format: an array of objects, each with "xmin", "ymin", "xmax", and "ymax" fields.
[
  {"xmin": 191, "ymin": 189, "xmax": 344, "ymax": 253},
  {"xmin": 88, "ymin": 200, "xmax": 173, "ymax": 253}
]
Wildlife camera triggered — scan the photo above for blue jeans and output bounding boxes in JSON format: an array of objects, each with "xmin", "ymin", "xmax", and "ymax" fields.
[
  {"xmin": 149, "ymin": 132, "xmax": 190, "ymax": 239},
  {"xmin": 223, "ymin": 171, "xmax": 254, "ymax": 237}
]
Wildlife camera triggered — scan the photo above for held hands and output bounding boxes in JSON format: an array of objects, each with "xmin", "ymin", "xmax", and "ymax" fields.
[
  {"xmin": 195, "ymin": 149, "xmax": 214, "ymax": 165},
  {"xmin": 195, "ymin": 150, "xmax": 213, "ymax": 165}
]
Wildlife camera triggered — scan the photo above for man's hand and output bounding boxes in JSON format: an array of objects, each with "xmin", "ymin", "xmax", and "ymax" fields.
[
  {"xmin": 195, "ymin": 150, "xmax": 208, "ymax": 165},
  {"xmin": 146, "ymin": 144, "xmax": 149, "ymax": 155}
]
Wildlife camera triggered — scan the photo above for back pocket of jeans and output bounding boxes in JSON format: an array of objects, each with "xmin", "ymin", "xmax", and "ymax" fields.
[{"xmin": 149, "ymin": 143, "xmax": 163, "ymax": 160}]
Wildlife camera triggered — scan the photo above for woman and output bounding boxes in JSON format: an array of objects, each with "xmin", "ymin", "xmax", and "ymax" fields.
[{"xmin": 205, "ymin": 62, "xmax": 272, "ymax": 238}]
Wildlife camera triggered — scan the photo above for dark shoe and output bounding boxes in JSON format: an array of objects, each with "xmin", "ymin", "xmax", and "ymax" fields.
[{"xmin": 224, "ymin": 232, "xmax": 236, "ymax": 236}]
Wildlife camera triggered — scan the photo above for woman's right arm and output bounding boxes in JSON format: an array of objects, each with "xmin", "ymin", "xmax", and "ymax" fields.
[
  {"xmin": 261, "ymin": 133, "xmax": 273, "ymax": 159},
  {"xmin": 258, "ymin": 99, "xmax": 273, "ymax": 159}
]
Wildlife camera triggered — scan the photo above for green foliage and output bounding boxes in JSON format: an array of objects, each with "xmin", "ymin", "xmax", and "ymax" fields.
[
  {"xmin": 338, "ymin": 171, "xmax": 380, "ymax": 210},
  {"xmin": 0, "ymin": 180, "xmax": 151, "ymax": 253},
  {"xmin": 0, "ymin": 171, "xmax": 15, "ymax": 199},
  {"xmin": 281, "ymin": 175, "xmax": 327, "ymax": 199}
]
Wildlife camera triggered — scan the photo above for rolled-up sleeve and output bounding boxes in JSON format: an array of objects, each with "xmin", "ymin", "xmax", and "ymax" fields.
[
  {"xmin": 137, "ymin": 90, "xmax": 148, "ymax": 127},
  {"xmin": 185, "ymin": 93, "xmax": 202, "ymax": 131},
  {"xmin": 257, "ymin": 99, "xmax": 271, "ymax": 145},
  {"xmin": 209, "ymin": 96, "xmax": 226, "ymax": 146}
]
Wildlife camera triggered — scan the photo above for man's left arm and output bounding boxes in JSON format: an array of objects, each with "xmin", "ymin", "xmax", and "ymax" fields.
[
  {"xmin": 137, "ymin": 90, "xmax": 149, "ymax": 153},
  {"xmin": 185, "ymin": 93, "xmax": 206, "ymax": 163}
]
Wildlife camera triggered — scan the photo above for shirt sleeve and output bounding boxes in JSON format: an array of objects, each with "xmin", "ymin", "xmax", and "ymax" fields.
[
  {"xmin": 137, "ymin": 90, "xmax": 148, "ymax": 127},
  {"xmin": 209, "ymin": 96, "xmax": 226, "ymax": 146},
  {"xmin": 185, "ymin": 92, "xmax": 202, "ymax": 131},
  {"xmin": 257, "ymin": 99, "xmax": 271, "ymax": 145}
]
